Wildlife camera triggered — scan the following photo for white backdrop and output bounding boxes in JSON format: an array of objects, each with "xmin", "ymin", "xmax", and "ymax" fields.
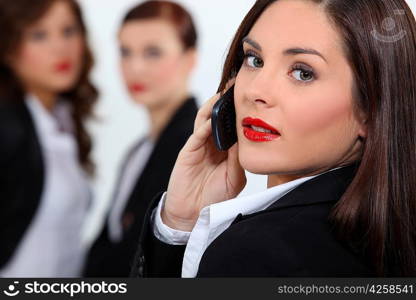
[{"xmin": 79, "ymin": 0, "xmax": 416, "ymax": 244}]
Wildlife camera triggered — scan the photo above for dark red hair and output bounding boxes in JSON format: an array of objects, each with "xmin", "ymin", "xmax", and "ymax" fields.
[{"xmin": 122, "ymin": 0, "xmax": 197, "ymax": 50}]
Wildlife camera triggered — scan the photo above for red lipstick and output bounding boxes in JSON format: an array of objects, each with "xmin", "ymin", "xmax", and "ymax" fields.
[
  {"xmin": 242, "ymin": 117, "xmax": 280, "ymax": 142},
  {"xmin": 55, "ymin": 61, "xmax": 72, "ymax": 72},
  {"xmin": 129, "ymin": 83, "xmax": 146, "ymax": 93}
]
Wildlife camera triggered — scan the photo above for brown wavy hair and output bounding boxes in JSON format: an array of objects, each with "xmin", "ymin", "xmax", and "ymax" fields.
[
  {"xmin": 218, "ymin": 0, "xmax": 416, "ymax": 276},
  {"xmin": 122, "ymin": 0, "xmax": 197, "ymax": 50},
  {"xmin": 0, "ymin": 0, "xmax": 98, "ymax": 174}
]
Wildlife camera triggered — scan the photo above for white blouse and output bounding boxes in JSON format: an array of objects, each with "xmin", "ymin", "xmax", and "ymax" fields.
[
  {"xmin": 0, "ymin": 95, "xmax": 91, "ymax": 278},
  {"xmin": 153, "ymin": 174, "xmax": 323, "ymax": 277}
]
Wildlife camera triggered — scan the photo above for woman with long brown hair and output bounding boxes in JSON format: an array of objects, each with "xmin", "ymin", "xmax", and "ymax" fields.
[
  {"xmin": 0, "ymin": 0, "xmax": 97, "ymax": 277},
  {"xmin": 132, "ymin": 0, "xmax": 416, "ymax": 277},
  {"xmin": 84, "ymin": 0, "xmax": 198, "ymax": 277}
]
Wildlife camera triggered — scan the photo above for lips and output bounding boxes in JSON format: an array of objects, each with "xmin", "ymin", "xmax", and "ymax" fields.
[
  {"xmin": 129, "ymin": 83, "xmax": 146, "ymax": 93},
  {"xmin": 242, "ymin": 117, "xmax": 280, "ymax": 142},
  {"xmin": 55, "ymin": 61, "xmax": 72, "ymax": 72}
]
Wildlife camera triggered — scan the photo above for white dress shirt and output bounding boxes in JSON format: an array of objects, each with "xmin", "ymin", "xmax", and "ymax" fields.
[
  {"xmin": 0, "ymin": 95, "xmax": 91, "ymax": 277},
  {"xmin": 108, "ymin": 139, "xmax": 154, "ymax": 242},
  {"xmin": 153, "ymin": 174, "xmax": 323, "ymax": 278}
]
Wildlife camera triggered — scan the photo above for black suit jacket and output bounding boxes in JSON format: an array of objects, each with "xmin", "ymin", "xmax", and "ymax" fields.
[
  {"xmin": 84, "ymin": 97, "xmax": 198, "ymax": 277},
  {"xmin": 131, "ymin": 165, "xmax": 375, "ymax": 277},
  {"xmin": 0, "ymin": 99, "xmax": 44, "ymax": 269}
]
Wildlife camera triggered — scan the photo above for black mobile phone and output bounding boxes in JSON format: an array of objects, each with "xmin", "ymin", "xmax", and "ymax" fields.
[{"xmin": 211, "ymin": 85, "xmax": 237, "ymax": 151}]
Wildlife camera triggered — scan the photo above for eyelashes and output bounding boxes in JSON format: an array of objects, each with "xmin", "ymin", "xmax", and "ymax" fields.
[
  {"xmin": 27, "ymin": 24, "xmax": 80, "ymax": 42},
  {"xmin": 242, "ymin": 50, "xmax": 317, "ymax": 84},
  {"xmin": 120, "ymin": 46, "xmax": 163, "ymax": 59},
  {"xmin": 243, "ymin": 50, "xmax": 262, "ymax": 68},
  {"xmin": 290, "ymin": 63, "xmax": 316, "ymax": 83},
  {"xmin": 243, "ymin": 50, "xmax": 264, "ymax": 68}
]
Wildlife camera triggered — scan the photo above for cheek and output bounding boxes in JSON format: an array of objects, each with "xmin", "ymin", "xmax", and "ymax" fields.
[
  {"xmin": 151, "ymin": 57, "xmax": 182, "ymax": 85},
  {"xmin": 284, "ymin": 92, "xmax": 354, "ymax": 137},
  {"xmin": 70, "ymin": 38, "xmax": 85, "ymax": 63},
  {"xmin": 16, "ymin": 45, "xmax": 50, "ymax": 70},
  {"xmin": 234, "ymin": 71, "xmax": 249, "ymax": 113},
  {"xmin": 121, "ymin": 61, "xmax": 132, "ymax": 82},
  {"xmin": 64, "ymin": 38, "xmax": 85, "ymax": 78}
]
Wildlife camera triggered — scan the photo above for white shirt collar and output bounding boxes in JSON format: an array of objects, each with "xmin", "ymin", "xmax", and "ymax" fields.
[
  {"xmin": 206, "ymin": 175, "xmax": 317, "ymax": 243},
  {"xmin": 25, "ymin": 94, "xmax": 57, "ymax": 135},
  {"xmin": 25, "ymin": 94, "xmax": 74, "ymax": 136},
  {"xmin": 180, "ymin": 174, "xmax": 318, "ymax": 277}
]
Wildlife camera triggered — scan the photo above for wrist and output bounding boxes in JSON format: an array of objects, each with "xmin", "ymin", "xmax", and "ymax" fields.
[{"xmin": 161, "ymin": 208, "xmax": 196, "ymax": 232}]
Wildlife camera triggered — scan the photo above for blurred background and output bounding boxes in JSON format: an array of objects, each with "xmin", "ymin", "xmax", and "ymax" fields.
[
  {"xmin": 79, "ymin": 0, "xmax": 416, "ymax": 245},
  {"xmin": 80, "ymin": 0, "xmax": 263, "ymax": 245}
]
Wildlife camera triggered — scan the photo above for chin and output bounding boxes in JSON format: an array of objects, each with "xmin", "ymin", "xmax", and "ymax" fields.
[
  {"xmin": 238, "ymin": 151, "xmax": 276, "ymax": 175},
  {"xmin": 49, "ymin": 78, "xmax": 78, "ymax": 93},
  {"xmin": 238, "ymin": 145, "xmax": 305, "ymax": 176},
  {"xmin": 131, "ymin": 95, "xmax": 147, "ymax": 105}
]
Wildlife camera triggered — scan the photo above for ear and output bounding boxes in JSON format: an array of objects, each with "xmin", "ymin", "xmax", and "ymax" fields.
[
  {"xmin": 354, "ymin": 105, "xmax": 367, "ymax": 139},
  {"xmin": 358, "ymin": 125, "xmax": 367, "ymax": 139},
  {"xmin": 357, "ymin": 114, "xmax": 367, "ymax": 139},
  {"xmin": 182, "ymin": 48, "xmax": 197, "ymax": 74}
]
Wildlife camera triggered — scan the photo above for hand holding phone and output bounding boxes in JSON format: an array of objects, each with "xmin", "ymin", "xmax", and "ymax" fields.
[
  {"xmin": 211, "ymin": 85, "xmax": 237, "ymax": 151},
  {"xmin": 162, "ymin": 87, "xmax": 246, "ymax": 232}
]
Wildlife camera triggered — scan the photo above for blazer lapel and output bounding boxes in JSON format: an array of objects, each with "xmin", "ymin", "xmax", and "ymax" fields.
[{"xmin": 232, "ymin": 164, "xmax": 358, "ymax": 224}]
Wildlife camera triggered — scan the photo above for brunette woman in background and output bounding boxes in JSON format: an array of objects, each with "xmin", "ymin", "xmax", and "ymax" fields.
[
  {"xmin": 84, "ymin": 0, "xmax": 198, "ymax": 277},
  {"xmin": 0, "ymin": 0, "xmax": 97, "ymax": 277}
]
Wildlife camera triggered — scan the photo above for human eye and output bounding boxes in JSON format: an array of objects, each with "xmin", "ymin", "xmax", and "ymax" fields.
[
  {"xmin": 29, "ymin": 29, "xmax": 47, "ymax": 42},
  {"xmin": 120, "ymin": 46, "xmax": 131, "ymax": 58},
  {"xmin": 143, "ymin": 46, "xmax": 162, "ymax": 58},
  {"xmin": 63, "ymin": 24, "xmax": 80, "ymax": 38},
  {"xmin": 289, "ymin": 63, "xmax": 316, "ymax": 83},
  {"xmin": 243, "ymin": 50, "xmax": 264, "ymax": 68}
]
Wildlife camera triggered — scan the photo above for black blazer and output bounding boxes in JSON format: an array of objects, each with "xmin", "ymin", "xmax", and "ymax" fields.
[
  {"xmin": 131, "ymin": 165, "xmax": 376, "ymax": 277},
  {"xmin": 84, "ymin": 97, "xmax": 198, "ymax": 277},
  {"xmin": 0, "ymin": 99, "xmax": 44, "ymax": 269}
]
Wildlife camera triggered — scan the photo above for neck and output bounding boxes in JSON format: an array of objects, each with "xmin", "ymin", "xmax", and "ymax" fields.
[
  {"xmin": 30, "ymin": 88, "xmax": 57, "ymax": 111},
  {"xmin": 267, "ymin": 174, "xmax": 303, "ymax": 188},
  {"xmin": 148, "ymin": 85, "xmax": 189, "ymax": 141}
]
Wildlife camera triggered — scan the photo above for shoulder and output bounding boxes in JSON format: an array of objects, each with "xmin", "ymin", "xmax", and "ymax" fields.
[
  {"xmin": 158, "ymin": 99, "xmax": 198, "ymax": 148},
  {"xmin": 198, "ymin": 202, "xmax": 372, "ymax": 276},
  {"xmin": 220, "ymin": 203, "xmax": 336, "ymax": 254},
  {"xmin": 166, "ymin": 97, "xmax": 198, "ymax": 134},
  {"xmin": 0, "ymin": 98, "xmax": 30, "ymax": 128},
  {"xmin": 0, "ymin": 99, "xmax": 34, "ymax": 162}
]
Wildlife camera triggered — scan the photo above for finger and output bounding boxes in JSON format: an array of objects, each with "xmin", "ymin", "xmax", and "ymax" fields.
[
  {"xmin": 226, "ymin": 143, "xmax": 246, "ymax": 196},
  {"xmin": 193, "ymin": 93, "xmax": 220, "ymax": 132},
  {"xmin": 185, "ymin": 118, "xmax": 212, "ymax": 153}
]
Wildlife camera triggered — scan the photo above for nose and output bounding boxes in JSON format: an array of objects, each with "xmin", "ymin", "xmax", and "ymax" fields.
[
  {"xmin": 129, "ymin": 55, "xmax": 147, "ymax": 74},
  {"xmin": 50, "ymin": 34, "xmax": 76, "ymax": 56},
  {"xmin": 51, "ymin": 37, "xmax": 68, "ymax": 54},
  {"xmin": 243, "ymin": 67, "xmax": 277, "ymax": 108}
]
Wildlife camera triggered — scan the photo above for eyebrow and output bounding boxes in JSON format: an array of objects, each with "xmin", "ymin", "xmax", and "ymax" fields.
[
  {"xmin": 242, "ymin": 36, "xmax": 327, "ymax": 63},
  {"xmin": 283, "ymin": 48, "xmax": 327, "ymax": 63},
  {"xmin": 242, "ymin": 36, "xmax": 261, "ymax": 51}
]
